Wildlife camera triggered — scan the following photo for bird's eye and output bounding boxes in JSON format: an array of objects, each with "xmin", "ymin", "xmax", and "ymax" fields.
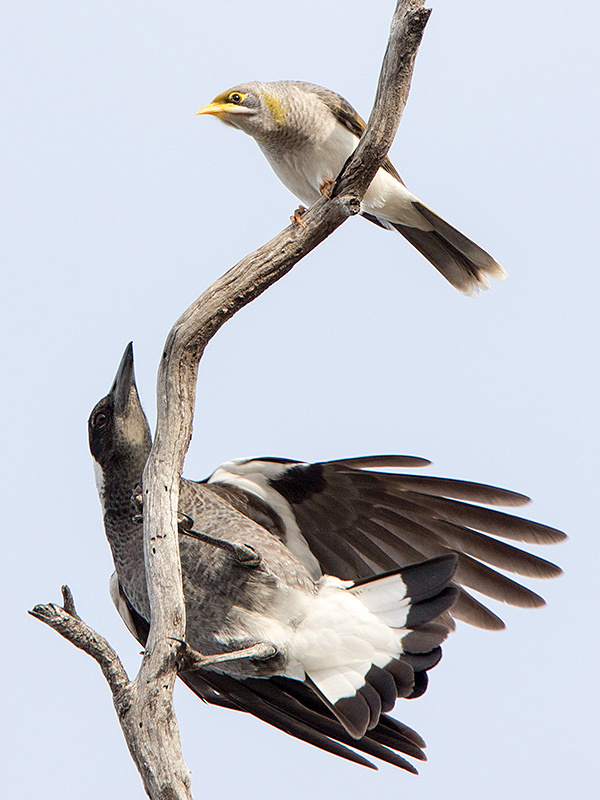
[
  {"xmin": 94, "ymin": 412, "xmax": 108, "ymax": 428},
  {"xmin": 229, "ymin": 92, "xmax": 244, "ymax": 104}
]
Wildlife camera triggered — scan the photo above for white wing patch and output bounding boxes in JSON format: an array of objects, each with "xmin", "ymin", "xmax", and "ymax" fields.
[{"xmin": 207, "ymin": 459, "xmax": 322, "ymax": 580}]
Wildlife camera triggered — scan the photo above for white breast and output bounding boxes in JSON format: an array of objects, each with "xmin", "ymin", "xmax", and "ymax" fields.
[{"xmin": 259, "ymin": 116, "xmax": 358, "ymax": 207}]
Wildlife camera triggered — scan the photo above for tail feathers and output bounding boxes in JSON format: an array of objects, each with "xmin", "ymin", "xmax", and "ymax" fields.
[
  {"xmin": 307, "ymin": 556, "xmax": 458, "ymax": 739},
  {"xmin": 406, "ymin": 587, "xmax": 459, "ymax": 628},
  {"xmin": 364, "ymin": 202, "xmax": 506, "ymax": 295},
  {"xmin": 402, "ymin": 621, "xmax": 452, "ymax": 653},
  {"xmin": 307, "ymin": 659, "xmax": 416, "ymax": 739},
  {"xmin": 183, "ymin": 669, "xmax": 425, "ymax": 773}
]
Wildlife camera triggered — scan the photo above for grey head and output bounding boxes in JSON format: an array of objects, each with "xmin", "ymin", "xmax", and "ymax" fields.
[
  {"xmin": 196, "ymin": 80, "xmax": 342, "ymax": 146},
  {"xmin": 88, "ymin": 343, "xmax": 152, "ymax": 507}
]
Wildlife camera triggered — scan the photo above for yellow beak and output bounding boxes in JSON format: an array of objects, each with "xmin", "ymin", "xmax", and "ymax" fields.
[{"xmin": 195, "ymin": 102, "xmax": 236, "ymax": 117}]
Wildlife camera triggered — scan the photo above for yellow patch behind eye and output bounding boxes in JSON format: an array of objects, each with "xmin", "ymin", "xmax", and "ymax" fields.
[{"xmin": 262, "ymin": 92, "xmax": 288, "ymax": 126}]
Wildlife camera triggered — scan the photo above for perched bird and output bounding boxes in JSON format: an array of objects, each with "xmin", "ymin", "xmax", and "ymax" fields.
[
  {"xmin": 196, "ymin": 81, "xmax": 507, "ymax": 295},
  {"xmin": 90, "ymin": 345, "xmax": 564, "ymax": 770}
]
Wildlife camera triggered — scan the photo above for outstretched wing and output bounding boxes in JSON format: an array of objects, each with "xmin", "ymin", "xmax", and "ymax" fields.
[{"xmin": 199, "ymin": 455, "xmax": 565, "ymax": 630}]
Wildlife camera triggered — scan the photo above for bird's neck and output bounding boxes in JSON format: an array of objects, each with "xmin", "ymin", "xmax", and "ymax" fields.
[{"xmin": 94, "ymin": 449, "xmax": 148, "ymax": 596}]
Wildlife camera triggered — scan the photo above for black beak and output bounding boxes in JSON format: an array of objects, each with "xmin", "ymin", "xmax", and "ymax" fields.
[{"xmin": 110, "ymin": 342, "xmax": 136, "ymax": 415}]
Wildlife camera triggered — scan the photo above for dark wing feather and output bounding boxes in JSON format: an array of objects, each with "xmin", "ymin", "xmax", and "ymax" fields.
[
  {"xmin": 307, "ymin": 84, "xmax": 406, "ymax": 184},
  {"xmin": 203, "ymin": 456, "xmax": 565, "ymax": 629}
]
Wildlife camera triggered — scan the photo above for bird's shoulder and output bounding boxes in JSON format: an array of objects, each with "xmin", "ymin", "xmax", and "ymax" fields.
[{"xmin": 283, "ymin": 81, "xmax": 404, "ymax": 183}]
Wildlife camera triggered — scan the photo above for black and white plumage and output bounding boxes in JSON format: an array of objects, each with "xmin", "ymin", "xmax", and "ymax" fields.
[{"xmin": 90, "ymin": 345, "xmax": 564, "ymax": 771}]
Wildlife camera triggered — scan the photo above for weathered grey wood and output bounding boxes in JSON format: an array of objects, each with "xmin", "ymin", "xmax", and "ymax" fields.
[
  {"xmin": 31, "ymin": 3, "xmax": 430, "ymax": 797},
  {"xmin": 30, "ymin": 587, "xmax": 129, "ymax": 697},
  {"xmin": 337, "ymin": 1, "xmax": 432, "ymax": 198},
  {"xmin": 30, "ymin": 588, "xmax": 193, "ymax": 799}
]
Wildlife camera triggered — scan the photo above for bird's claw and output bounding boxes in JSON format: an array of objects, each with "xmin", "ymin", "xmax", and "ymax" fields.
[
  {"xmin": 131, "ymin": 484, "xmax": 144, "ymax": 522},
  {"xmin": 291, "ymin": 205, "xmax": 308, "ymax": 226},
  {"xmin": 131, "ymin": 490, "xmax": 196, "ymax": 534},
  {"xmin": 235, "ymin": 543, "xmax": 262, "ymax": 567},
  {"xmin": 177, "ymin": 512, "xmax": 194, "ymax": 533},
  {"xmin": 319, "ymin": 177, "xmax": 335, "ymax": 199},
  {"xmin": 127, "ymin": 483, "xmax": 261, "ymax": 568}
]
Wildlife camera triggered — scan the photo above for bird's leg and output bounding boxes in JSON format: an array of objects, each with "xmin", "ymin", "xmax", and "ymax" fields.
[
  {"xmin": 131, "ymin": 491, "xmax": 261, "ymax": 567},
  {"xmin": 319, "ymin": 176, "xmax": 335, "ymax": 199},
  {"xmin": 178, "ymin": 520, "xmax": 262, "ymax": 567},
  {"xmin": 290, "ymin": 205, "xmax": 308, "ymax": 226},
  {"xmin": 178, "ymin": 640, "xmax": 278, "ymax": 670}
]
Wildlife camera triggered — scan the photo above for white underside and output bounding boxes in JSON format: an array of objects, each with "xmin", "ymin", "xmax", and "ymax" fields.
[
  {"xmin": 289, "ymin": 576, "xmax": 409, "ymax": 703},
  {"xmin": 259, "ymin": 119, "xmax": 429, "ymax": 230},
  {"xmin": 219, "ymin": 571, "xmax": 411, "ymax": 705},
  {"xmin": 112, "ymin": 544, "xmax": 411, "ymax": 706}
]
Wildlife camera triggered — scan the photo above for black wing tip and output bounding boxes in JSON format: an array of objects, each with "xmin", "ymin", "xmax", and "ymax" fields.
[{"xmin": 543, "ymin": 526, "xmax": 569, "ymax": 544}]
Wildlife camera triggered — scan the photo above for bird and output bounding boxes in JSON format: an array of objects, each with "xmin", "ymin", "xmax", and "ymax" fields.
[
  {"xmin": 89, "ymin": 344, "xmax": 564, "ymax": 771},
  {"xmin": 196, "ymin": 80, "xmax": 507, "ymax": 296}
]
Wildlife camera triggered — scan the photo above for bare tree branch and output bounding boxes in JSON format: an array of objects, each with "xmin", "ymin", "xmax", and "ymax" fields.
[
  {"xmin": 31, "ymin": 3, "xmax": 430, "ymax": 797},
  {"xmin": 29, "ymin": 587, "xmax": 129, "ymax": 697},
  {"xmin": 30, "ymin": 589, "xmax": 193, "ymax": 799},
  {"xmin": 337, "ymin": 1, "xmax": 432, "ymax": 198}
]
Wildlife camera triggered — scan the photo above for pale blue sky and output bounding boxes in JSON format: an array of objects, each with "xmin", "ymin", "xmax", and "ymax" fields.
[{"xmin": 2, "ymin": 1, "xmax": 598, "ymax": 798}]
